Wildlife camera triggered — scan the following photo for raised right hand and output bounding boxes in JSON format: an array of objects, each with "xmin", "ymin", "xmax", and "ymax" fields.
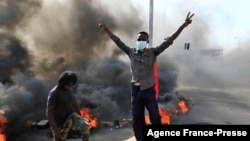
[
  {"xmin": 98, "ymin": 18, "xmax": 106, "ymax": 30},
  {"xmin": 183, "ymin": 12, "xmax": 194, "ymax": 27}
]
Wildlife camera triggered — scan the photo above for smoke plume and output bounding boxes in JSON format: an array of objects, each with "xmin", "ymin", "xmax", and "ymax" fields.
[
  {"xmin": 0, "ymin": 0, "xmax": 179, "ymax": 140},
  {"xmin": 4, "ymin": 0, "xmax": 249, "ymax": 140}
]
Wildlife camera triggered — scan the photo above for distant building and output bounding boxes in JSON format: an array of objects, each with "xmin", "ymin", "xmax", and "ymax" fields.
[{"xmin": 200, "ymin": 49, "xmax": 223, "ymax": 60}]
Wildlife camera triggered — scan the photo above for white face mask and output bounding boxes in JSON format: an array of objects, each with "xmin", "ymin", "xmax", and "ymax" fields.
[{"xmin": 136, "ymin": 41, "xmax": 147, "ymax": 51}]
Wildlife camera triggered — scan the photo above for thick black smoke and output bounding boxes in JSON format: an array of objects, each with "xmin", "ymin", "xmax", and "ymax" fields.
[
  {"xmin": 0, "ymin": 32, "xmax": 31, "ymax": 84},
  {"xmin": 0, "ymin": 0, "xmax": 179, "ymax": 140}
]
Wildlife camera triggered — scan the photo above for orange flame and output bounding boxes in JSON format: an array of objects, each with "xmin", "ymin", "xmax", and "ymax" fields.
[
  {"xmin": 0, "ymin": 134, "xmax": 5, "ymax": 141},
  {"xmin": 145, "ymin": 107, "xmax": 171, "ymax": 125},
  {"xmin": 159, "ymin": 108, "xmax": 171, "ymax": 124},
  {"xmin": 0, "ymin": 115, "xmax": 7, "ymax": 141},
  {"xmin": 145, "ymin": 100, "xmax": 189, "ymax": 125},
  {"xmin": 173, "ymin": 100, "xmax": 189, "ymax": 114},
  {"xmin": 80, "ymin": 108, "xmax": 98, "ymax": 128},
  {"xmin": 145, "ymin": 116, "xmax": 150, "ymax": 124},
  {"xmin": 178, "ymin": 100, "xmax": 189, "ymax": 113}
]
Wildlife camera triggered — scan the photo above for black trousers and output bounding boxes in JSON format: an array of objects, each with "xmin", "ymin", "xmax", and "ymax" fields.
[{"xmin": 131, "ymin": 85, "xmax": 161, "ymax": 141}]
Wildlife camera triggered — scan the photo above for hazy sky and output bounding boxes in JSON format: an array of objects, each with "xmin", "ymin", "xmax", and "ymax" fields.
[
  {"xmin": 131, "ymin": 0, "xmax": 250, "ymax": 53},
  {"xmin": 1, "ymin": 1, "xmax": 250, "ymax": 140}
]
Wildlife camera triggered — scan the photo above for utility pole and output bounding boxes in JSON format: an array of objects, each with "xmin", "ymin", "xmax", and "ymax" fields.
[
  {"xmin": 149, "ymin": 0, "xmax": 153, "ymax": 47},
  {"xmin": 149, "ymin": 0, "xmax": 159, "ymax": 100}
]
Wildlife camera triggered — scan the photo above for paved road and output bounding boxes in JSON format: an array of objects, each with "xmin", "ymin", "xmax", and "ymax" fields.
[
  {"xmin": 85, "ymin": 85, "xmax": 250, "ymax": 140},
  {"xmin": 21, "ymin": 85, "xmax": 250, "ymax": 141}
]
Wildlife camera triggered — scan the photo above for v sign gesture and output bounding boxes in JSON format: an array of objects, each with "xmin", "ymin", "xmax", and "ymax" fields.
[
  {"xmin": 183, "ymin": 12, "xmax": 195, "ymax": 27},
  {"xmin": 168, "ymin": 12, "xmax": 195, "ymax": 41}
]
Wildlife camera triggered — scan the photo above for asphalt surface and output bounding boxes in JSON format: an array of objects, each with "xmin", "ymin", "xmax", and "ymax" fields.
[
  {"xmin": 89, "ymin": 85, "xmax": 250, "ymax": 140},
  {"xmin": 21, "ymin": 84, "xmax": 250, "ymax": 141}
]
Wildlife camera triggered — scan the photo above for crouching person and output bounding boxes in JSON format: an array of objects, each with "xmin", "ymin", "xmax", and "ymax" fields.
[{"xmin": 46, "ymin": 71, "xmax": 90, "ymax": 141}]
